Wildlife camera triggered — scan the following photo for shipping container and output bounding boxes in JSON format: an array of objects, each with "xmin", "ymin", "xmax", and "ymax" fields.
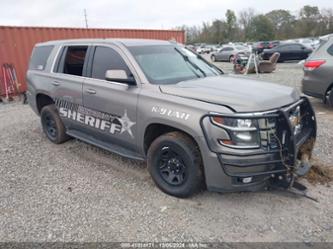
[{"xmin": 0, "ymin": 26, "xmax": 185, "ymax": 96}]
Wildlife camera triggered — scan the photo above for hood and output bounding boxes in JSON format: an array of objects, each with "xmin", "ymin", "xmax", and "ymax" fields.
[{"xmin": 159, "ymin": 75, "xmax": 300, "ymax": 112}]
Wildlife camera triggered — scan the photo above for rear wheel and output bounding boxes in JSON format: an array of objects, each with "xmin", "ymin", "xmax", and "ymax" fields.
[
  {"xmin": 147, "ymin": 131, "xmax": 204, "ymax": 198},
  {"xmin": 326, "ymin": 89, "xmax": 333, "ymax": 107},
  {"xmin": 41, "ymin": 104, "xmax": 70, "ymax": 144}
]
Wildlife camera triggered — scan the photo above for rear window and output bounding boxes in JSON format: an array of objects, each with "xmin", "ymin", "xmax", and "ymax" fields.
[
  {"xmin": 29, "ymin": 45, "xmax": 54, "ymax": 70},
  {"xmin": 313, "ymin": 39, "xmax": 328, "ymax": 53},
  {"xmin": 327, "ymin": 44, "xmax": 333, "ymax": 56}
]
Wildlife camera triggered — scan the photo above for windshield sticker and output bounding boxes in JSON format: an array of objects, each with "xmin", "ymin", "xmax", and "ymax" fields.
[
  {"xmin": 55, "ymin": 98, "xmax": 136, "ymax": 138},
  {"xmin": 152, "ymin": 106, "xmax": 190, "ymax": 121}
]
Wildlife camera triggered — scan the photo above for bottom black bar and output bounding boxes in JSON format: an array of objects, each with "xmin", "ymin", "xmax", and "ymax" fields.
[{"xmin": 0, "ymin": 242, "xmax": 332, "ymax": 249}]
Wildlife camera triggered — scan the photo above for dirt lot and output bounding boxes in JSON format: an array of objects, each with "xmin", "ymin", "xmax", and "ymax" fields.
[{"xmin": 0, "ymin": 61, "xmax": 333, "ymax": 242}]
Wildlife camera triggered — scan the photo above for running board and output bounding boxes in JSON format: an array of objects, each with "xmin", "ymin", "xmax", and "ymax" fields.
[{"xmin": 66, "ymin": 130, "xmax": 145, "ymax": 161}]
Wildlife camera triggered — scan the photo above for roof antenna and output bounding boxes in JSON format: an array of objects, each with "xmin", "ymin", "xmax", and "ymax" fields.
[{"xmin": 84, "ymin": 9, "xmax": 88, "ymax": 28}]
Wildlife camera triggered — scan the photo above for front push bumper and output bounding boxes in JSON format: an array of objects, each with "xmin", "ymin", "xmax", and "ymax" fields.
[{"xmin": 200, "ymin": 97, "xmax": 317, "ymax": 192}]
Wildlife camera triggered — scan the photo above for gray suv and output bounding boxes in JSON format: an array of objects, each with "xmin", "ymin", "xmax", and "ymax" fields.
[
  {"xmin": 27, "ymin": 39, "xmax": 316, "ymax": 197},
  {"xmin": 302, "ymin": 35, "xmax": 333, "ymax": 106}
]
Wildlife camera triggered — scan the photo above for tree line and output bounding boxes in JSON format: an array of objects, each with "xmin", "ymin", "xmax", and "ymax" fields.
[{"xmin": 178, "ymin": 6, "xmax": 333, "ymax": 44}]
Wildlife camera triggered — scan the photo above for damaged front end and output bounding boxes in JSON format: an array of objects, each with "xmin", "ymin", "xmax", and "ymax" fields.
[{"xmin": 201, "ymin": 97, "xmax": 317, "ymax": 191}]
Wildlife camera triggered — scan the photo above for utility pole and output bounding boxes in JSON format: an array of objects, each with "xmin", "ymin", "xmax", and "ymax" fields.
[{"xmin": 84, "ymin": 9, "xmax": 88, "ymax": 28}]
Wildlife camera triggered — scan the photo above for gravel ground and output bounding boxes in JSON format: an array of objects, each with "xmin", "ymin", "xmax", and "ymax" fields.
[{"xmin": 1, "ymin": 62, "xmax": 333, "ymax": 242}]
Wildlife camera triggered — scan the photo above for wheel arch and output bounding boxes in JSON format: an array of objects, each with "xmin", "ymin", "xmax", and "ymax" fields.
[
  {"xmin": 143, "ymin": 122, "xmax": 202, "ymax": 157},
  {"xmin": 36, "ymin": 93, "xmax": 54, "ymax": 114},
  {"xmin": 324, "ymin": 82, "xmax": 333, "ymax": 104},
  {"xmin": 325, "ymin": 82, "xmax": 333, "ymax": 94}
]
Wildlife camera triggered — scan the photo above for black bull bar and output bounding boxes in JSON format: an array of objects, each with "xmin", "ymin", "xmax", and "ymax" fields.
[{"xmin": 216, "ymin": 97, "xmax": 317, "ymax": 179}]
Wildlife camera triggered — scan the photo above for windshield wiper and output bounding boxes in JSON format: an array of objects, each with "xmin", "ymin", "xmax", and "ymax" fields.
[{"xmin": 174, "ymin": 47, "xmax": 206, "ymax": 77}]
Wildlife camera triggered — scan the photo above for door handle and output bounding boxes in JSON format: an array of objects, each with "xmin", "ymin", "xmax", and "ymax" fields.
[
  {"xmin": 86, "ymin": 89, "xmax": 96, "ymax": 94},
  {"xmin": 52, "ymin": 80, "xmax": 60, "ymax": 86}
]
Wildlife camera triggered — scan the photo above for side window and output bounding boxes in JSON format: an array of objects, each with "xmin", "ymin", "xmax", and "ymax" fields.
[
  {"xmin": 279, "ymin": 45, "xmax": 289, "ymax": 51},
  {"xmin": 222, "ymin": 47, "xmax": 232, "ymax": 52},
  {"xmin": 327, "ymin": 44, "xmax": 333, "ymax": 56},
  {"xmin": 289, "ymin": 44, "xmax": 301, "ymax": 50},
  {"xmin": 57, "ymin": 46, "xmax": 88, "ymax": 76},
  {"xmin": 91, "ymin": 46, "xmax": 132, "ymax": 80},
  {"xmin": 29, "ymin": 45, "xmax": 54, "ymax": 70}
]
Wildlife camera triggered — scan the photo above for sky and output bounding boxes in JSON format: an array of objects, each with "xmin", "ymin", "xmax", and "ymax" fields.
[{"xmin": 0, "ymin": 0, "xmax": 331, "ymax": 29}]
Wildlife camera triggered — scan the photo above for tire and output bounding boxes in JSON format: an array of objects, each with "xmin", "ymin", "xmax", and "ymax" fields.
[
  {"xmin": 229, "ymin": 55, "xmax": 235, "ymax": 63},
  {"xmin": 326, "ymin": 89, "xmax": 333, "ymax": 107},
  {"xmin": 211, "ymin": 55, "xmax": 216, "ymax": 62},
  {"xmin": 41, "ymin": 104, "xmax": 70, "ymax": 144},
  {"xmin": 147, "ymin": 131, "xmax": 204, "ymax": 198}
]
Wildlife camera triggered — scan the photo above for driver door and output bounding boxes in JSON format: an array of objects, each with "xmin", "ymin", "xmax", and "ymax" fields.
[{"xmin": 82, "ymin": 45, "xmax": 140, "ymax": 153}]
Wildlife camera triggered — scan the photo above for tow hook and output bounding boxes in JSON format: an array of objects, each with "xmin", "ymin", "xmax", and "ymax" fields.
[
  {"xmin": 270, "ymin": 153, "xmax": 318, "ymax": 202},
  {"xmin": 270, "ymin": 174, "xmax": 318, "ymax": 202}
]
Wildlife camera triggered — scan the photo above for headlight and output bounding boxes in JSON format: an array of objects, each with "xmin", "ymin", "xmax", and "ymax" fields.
[{"xmin": 211, "ymin": 116, "xmax": 260, "ymax": 148}]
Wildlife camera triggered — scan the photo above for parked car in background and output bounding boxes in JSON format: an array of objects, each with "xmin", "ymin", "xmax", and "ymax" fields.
[
  {"xmin": 252, "ymin": 41, "xmax": 274, "ymax": 53},
  {"xmin": 312, "ymin": 39, "xmax": 321, "ymax": 50},
  {"xmin": 302, "ymin": 35, "xmax": 333, "ymax": 106},
  {"xmin": 186, "ymin": 45, "xmax": 196, "ymax": 52},
  {"xmin": 262, "ymin": 43, "xmax": 312, "ymax": 62},
  {"xmin": 205, "ymin": 44, "xmax": 219, "ymax": 52},
  {"xmin": 196, "ymin": 45, "xmax": 211, "ymax": 54},
  {"xmin": 270, "ymin": 40, "xmax": 280, "ymax": 48},
  {"xmin": 297, "ymin": 38, "xmax": 316, "ymax": 49},
  {"xmin": 284, "ymin": 39, "xmax": 297, "ymax": 43},
  {"xmin": 211, "ymin": 45, "xmax": 249, "ymax": 62}
]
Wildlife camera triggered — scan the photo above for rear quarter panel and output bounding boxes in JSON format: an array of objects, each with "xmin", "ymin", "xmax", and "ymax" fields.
[
  {"xmin": 302, "ymin": 41, "xmax": 333, "ymax": 96},
  {"xmin": 26, "ymin": 45, "xmax": 62, "ymax": 114}
]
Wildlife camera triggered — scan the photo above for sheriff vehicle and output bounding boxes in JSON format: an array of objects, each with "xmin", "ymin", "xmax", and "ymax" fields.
[{"xmin": 27, "ymin": 39, "xmax": 316, "ymax": 197}]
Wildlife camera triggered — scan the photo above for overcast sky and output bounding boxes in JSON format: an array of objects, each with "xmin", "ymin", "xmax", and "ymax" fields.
[{"xmin": 0, "ymin": 0, "xmax": 331, "ymax": 29}]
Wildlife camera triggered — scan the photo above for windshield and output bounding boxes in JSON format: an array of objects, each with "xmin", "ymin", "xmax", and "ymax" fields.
[{"xmin": 128, "ymin": 45, "xmax": 222, "ymax": 84}]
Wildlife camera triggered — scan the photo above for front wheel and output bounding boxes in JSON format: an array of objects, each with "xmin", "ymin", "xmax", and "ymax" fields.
[
  {"xmin": 229, "ymin": 55, "xmax": 235, "ymax": 63},
  {"xmin": 147, "ymin": 132, "xmax": 204, "ymax": 198},
  {"xmin": 211, "ymin": 55, "xmax": 216, "ymax": 62}
]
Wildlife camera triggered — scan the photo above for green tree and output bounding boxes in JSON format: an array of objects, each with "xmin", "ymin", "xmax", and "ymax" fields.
[
  {"xmin": 300, "ymin": 5, "xmax": 320, "ymax": 19},
  {"xmin": 225, "ymin": 9, "xmax": 237, "ymax": 42},
  {"xmin": 321, "ymin": 8, "xmax": 333, "ymax": 34},
  {"xmin": 295, "ymin": 5, "xmax": 321, "ymax": 37},
  {"xmin": 179, "ymin": 5, "xmax": 333, "ymax": 45},
  {"xmin": 265, "ymin": 10, "xmax": 295, "ymax": 39},
  {"xmin": 247, "ymin": 15, "xmax": 275, "ymax": 41},
  {"xmin": 211, "ymin": 19, "xmax": 227, "ymax": 43},
  {"xmin": 238, "ymin": 8, "xmax": 256, "ymax": 41}
]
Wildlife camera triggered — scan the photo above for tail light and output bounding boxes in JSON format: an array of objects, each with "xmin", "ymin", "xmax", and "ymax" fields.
[
  {"xmin": 268, "ymin": 43, "xmax": 273, "ymax": 48},
  {"xmin": 304, "ymin": 60, "xmax": 326, "ymax": 71}
]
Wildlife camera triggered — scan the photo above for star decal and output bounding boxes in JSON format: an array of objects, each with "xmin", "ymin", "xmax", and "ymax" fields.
[{"xmin": 117, "ymin": 110, "xmax": 136, "ymax": 138}]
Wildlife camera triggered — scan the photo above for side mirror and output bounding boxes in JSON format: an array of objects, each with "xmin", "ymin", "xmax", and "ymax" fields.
[{"xmin": 105, "ymin": 70, "xmax": 136, "ymax": 85}]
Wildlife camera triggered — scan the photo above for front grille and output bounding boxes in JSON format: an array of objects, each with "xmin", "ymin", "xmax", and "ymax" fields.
[
  {"xmin": 210, "ymin": 97, "xmax": 316, "ymax": 178},
  {"xmin": 258, "ymin": 100, "xmax": 312, "ymax": 152},
  {"xmin": 258, "ymin": 117, "xmax": 279, "ymax": 150}
]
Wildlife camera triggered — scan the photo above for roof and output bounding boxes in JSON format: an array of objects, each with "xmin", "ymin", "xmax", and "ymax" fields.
[{"xmin": 37, "ymin": 38, "xmax": 173, "ymax": 47}]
